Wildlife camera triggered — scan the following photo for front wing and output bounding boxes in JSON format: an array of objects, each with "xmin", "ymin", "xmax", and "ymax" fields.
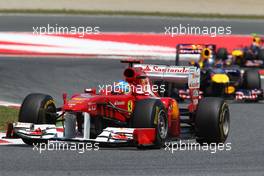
[
  {"xmin": 178, "ymin": 88, "xmax": 263, "ymax": 101},
  {"xmin": 13, "ymin": 122, "xmax": 156, "ymax": 146}
]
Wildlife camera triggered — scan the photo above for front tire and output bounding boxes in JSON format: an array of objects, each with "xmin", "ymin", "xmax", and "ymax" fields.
[
  {"xmin": 18, "ymin": 93, "xmax": 57, "ymax": 145},
  {"xmin": 131, "ymin": 99, "xmax": 168, "ymax": 148},
  {"xmin": 195, "ymin": 97, "xmax": 230, "ymax": 144}
]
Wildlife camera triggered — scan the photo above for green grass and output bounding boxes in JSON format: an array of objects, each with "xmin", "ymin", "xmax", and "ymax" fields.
[
  {"xmin": 0, "ymin": 106, "xmax": 18, "ymax": 131},
  {"xmin": 0, "ymin": 106, "xmax": 63, "ymax": 131},
  {"xmin": 0, "ymin": 9, "xmax": 264, "ymax": 19}
]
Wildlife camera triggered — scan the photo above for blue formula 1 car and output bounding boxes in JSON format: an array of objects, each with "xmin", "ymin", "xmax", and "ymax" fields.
[
  {"xmin": 175, "ymin": 44, "xmax": 263, "ymax": 102},
  {"xmin": 198, "ymin": 66, "xmax": 263, "ymax": 101}
]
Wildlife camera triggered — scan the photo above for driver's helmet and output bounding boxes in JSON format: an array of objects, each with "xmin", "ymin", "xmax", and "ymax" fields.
[
  {"xmin": 215, "ymin": 60, "xmax": 223, "ymax": 68},
  {"xmin": 113, "ymin": 80, "xmax": 130, "ymax": 94}
]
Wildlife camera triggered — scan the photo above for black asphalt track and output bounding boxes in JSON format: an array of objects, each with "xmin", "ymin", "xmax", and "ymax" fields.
[{"xmin": 0, "ymin": 14, "xmax": 263, "ymax": 176}]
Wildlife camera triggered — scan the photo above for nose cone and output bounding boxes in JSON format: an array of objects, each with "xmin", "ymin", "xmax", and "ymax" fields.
[
  {"xmin": 64, "ymin": 100, "xmax": 87, "ymax": 111},
  {"xmin": 63, "ymin": 96, "xmax": 90, "ymax": 111},
  {"xmin": 232, "ymin": 50, "xmax": 243, "ymax": 57},
  {"xmin": 212, "ymin": 74, "xmax": 229, "ymax": 84}
]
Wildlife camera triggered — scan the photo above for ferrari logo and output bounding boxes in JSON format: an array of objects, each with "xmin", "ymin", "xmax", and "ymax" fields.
[{"xmin": 127, "ymin": 100, "xmax": 133, "ymax": 112}]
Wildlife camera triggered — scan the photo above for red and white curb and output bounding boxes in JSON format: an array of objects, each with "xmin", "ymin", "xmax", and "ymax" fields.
[
  {"xmin": 0, "ymin": 32, "xmax": 254, "ymax": 59},
  {"xmin": 0, "ymin": 100, "xmax": 21, "ymax": 108},
  {"xmin": 0, "ymin": 32, "xmax": 175, "ymax": 59}
]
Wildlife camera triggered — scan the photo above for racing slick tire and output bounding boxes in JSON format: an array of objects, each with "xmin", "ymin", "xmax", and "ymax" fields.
[
  {"xmin": 216, "ymin": 48, "xmax": 228, "ymax": 61},
  {"xmin": 243, "ymin": 70, "xmax": 261, "ymax": 89},
  {"xmin": 258, "ymin": 49, "xmax": 264, "ymax": 67},
  {"xmin": 131, "ymin": 99, "xmax": 168, "ymax": 148},
  {"xmin": 195, "ymin": 97, "xmax": 230, "ymax": 144},
  {"xmin": 18, "ymin": 93, "xmax": 57, "ymax": 145}
]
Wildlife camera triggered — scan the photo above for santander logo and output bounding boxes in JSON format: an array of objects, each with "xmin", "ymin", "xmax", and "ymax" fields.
[{"xmin": 137, "ymin": 65, "xmax": 190, "ymax": 74}]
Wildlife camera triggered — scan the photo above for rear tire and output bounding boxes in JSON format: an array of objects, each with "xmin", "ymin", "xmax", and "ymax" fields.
[
  {"xmin": 258, "ymin": 49, "xmax": 264, "ymax": 67},
  {"xmin": 243, "ymin": 70, "xmax": 261, "ymax": 89},
  {"xmin": 131, "ymin": 99, "xmax": 168, "ymax": 148},
  {"xmin": 18, "ymin": 93, "xmax": 57, "ymax": 145},
  {"xmin": 195, "ymin": 97, "xmax": 230, "ymax": 144}
]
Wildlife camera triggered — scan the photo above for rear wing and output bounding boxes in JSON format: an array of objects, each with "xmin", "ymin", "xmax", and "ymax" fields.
[
  {"xmin": 175, "ymin": 44, "xmax": 216, "ymax": 65},
  {"xmin": 133, "ymin": 64, "xmax": 200, "ymax": 89}
]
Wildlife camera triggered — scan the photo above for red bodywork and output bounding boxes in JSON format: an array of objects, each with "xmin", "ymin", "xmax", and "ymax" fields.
[{"xmin": 62, "ymin": 61, "xmax": 199, "ymax": 144}]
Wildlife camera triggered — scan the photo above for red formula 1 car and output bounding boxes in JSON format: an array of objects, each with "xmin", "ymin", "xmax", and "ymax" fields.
[{"xmin": 13, "ymin": 60, "xmax": 230, "ymax": 148}]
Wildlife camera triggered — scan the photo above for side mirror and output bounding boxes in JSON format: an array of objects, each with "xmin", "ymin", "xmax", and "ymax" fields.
[{"xmin": 84, "ymin": 88, "xmax": 96, "ymax": 94}]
